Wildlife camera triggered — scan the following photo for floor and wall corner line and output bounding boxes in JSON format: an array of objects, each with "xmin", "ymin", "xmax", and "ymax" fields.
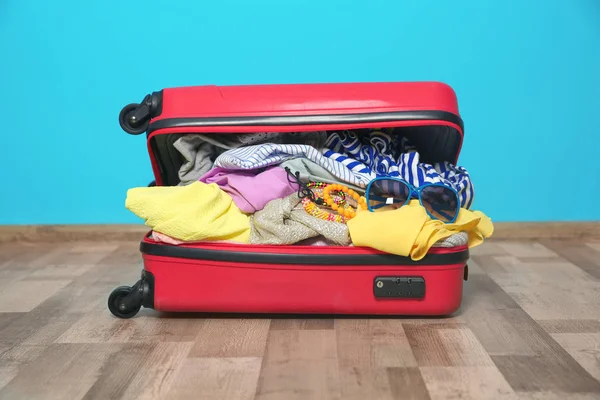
[{"xmin": 1, "ymin": 222, "xmax": 599, "ymax": 243}]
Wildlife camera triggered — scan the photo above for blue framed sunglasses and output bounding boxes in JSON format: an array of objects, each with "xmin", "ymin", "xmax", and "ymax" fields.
[{"xmin": 365, "ymin": 177, "xmax": 461, "ymax": 223}]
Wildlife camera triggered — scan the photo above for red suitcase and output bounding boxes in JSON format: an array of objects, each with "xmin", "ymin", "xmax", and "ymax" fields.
[{"xmin": 108, "ymin": 81, "xmax": 471, "ymax": 319}]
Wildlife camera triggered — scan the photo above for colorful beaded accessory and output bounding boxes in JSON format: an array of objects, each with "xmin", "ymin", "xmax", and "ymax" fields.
[
  {"xmin": 323, "ymin": 184, "xmax": 368, "ymax": 219},
  {"xmin": 301, "ymin": 196, "xmax": 348, "ymax": 223},
  {"xmin": 284, "ymin": 167, "xmax": 354, "ymax": 223},
  {"xmin": 307, "ymin": 182, "xmax": 346, "ymax": 206}
]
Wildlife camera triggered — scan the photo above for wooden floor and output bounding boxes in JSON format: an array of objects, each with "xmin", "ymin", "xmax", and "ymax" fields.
[{"xmin": 0, "ymin": 240, "xmax": 600, "ymax": 400}]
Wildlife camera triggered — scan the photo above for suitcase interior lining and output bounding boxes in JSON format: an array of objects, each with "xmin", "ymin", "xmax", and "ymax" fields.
[{"xmin": 149, "ymin": 125, "xmax": 461, "ymax": 187}]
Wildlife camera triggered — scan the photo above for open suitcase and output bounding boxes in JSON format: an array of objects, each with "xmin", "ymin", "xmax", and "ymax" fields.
[{"xmin": 108, "ymin": 81, "xmax": 471, "ymax": 319}]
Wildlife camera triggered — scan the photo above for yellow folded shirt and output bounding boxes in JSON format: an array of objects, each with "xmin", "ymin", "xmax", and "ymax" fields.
[
  {"xmin": 348, "ymin": 200, "xmax": 493, "ymax": 260},
  {"xmin": 125, "ymin": 182, "xmax": 251, "ymax": 243}
]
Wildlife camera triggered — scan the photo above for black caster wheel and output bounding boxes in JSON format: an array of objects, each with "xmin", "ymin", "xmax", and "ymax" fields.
[
  {"xmin": 108, "ymin": 286, "xmax": 142, "ymax": 319},
  {"xmin": 119, "ymin": 103, "xmax": 149, "ymax": 135}
]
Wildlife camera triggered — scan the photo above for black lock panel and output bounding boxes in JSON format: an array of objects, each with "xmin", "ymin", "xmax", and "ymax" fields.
[{"xmin": 373, "ymin": 276, "xmax": 425, "ymax": 299}]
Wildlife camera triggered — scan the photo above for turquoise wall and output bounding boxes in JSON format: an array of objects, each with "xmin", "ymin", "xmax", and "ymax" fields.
[{"xmin": 1, "ymin": 0, "xmax": 599, "ymax": 224}]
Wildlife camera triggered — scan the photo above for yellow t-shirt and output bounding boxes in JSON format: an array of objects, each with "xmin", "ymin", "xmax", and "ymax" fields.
[
  {"xmin": 347, "ymin": 200, "xmax": 493, "ymax": 260},
  {"xmin": 125, "ymin": 182, "xmax": 251, "ymax": 243}
]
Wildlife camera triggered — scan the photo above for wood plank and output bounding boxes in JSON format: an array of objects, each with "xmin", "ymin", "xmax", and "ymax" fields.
[
  {"xmin": 495, "ymin": 242, "xmax": 558, "ymax": 258},
  {"xmin": 127, "ymin": 317, "xmax": 205, "ymax": 343},
  {"xmin": 0, "ymin": 343, "xmax": 121, "ymax": 400},
  {"xmin": 81, "ymin": 343, "xmax": 156, "ymax": 400},
  {"xmin": 517, "ymin": 392, "xmax": 600, "ymax": 400},
  {"xmin": 55, "ymin": 313, "xmax": 138, "ymax": 344},
  {"xmin": 256, "ymin": 329, "xmax": 341, "ymax": 400},
  {"xmin": 470, "ymin": 255, "xmax": 509, "ymax": 275},
  {"xmin": 24, "ymin": 263, "xmax": 96, "ymax": 280},
  {"xmin": 468, "ymin": 241, "xmax": 510, "ymax": 257},
  {"xmin": 479, "ymin": 252, "xmax": 600, "ymax": 321},
  {"xmin": 550, "ymin": 333, "xmax": 600, "ymax": 382},
  {"xmin": 336, "ymin": 319, "xmax": 417, "ymax": 368},
  {"xmin": 586, "ymin": 241, "xmax": 600, "ymax": 252},
  {"xmin": 403, "ymin": 323, "xmax": 494, "ymax": 367},
  {"xmin": 188, "ymin": 319, "xmax": 270, "ymax": 357},
  {"xmin": 460, "ymin": 309, "xmax": 539, "ymax": 356},
  {"xmin": 485, "ymin": 309, "xmax": 600, "ymax": 393},
  {"xmin": 0, "ymin": 243, "xmax": 68, "ymax": 268},
  {"xmin": 0, "ymin": 278, "xmax": 72, "ymax": 313},
  {"xmin": 420, "ymin": 366, "xmax": 516, "ymax": 400},
  {"xmin": 270, "ymin": 318, "xmax": 334, "ymax": 330},
  {"xmin": 94, "ymin": 243, "xmax": 144, "ymax": 268},
  {"xmin": 0, "ymin": 286, "xmax": 85, "ymax": 346},
  {"xmin": 0, "ymin": 345, "xmax": 46, "ymax": 391},
  {"xmin": 0, "ymin": 244, "xmax": 72, "ymax": 288},
  {"xmin": 387, "ymin": 367, "xmax": 431, "ymax": 400},
  {"xmin": 456, "ymin": 273, "xmax": 522, "ymax": 313},
  {"xmin": 492, "ymin": 354, "xmax": 600, "ymax": 393},
  {"xmin": 119, "ymin": 342, "xmax": 193, "ymax": 400},
  {"xmin": 0, "ymin": 313, "xmax": 25, "ymax": 333},
  {"xmin": 538, "ymin": 319, "xmax": 600, "ymax": 334},
  {"xmin": 539, "ymin": 240, "xmax": 600, "ymax": 280},
  {"xmin": 338, "ymin": 367, "xmax": 396, "ymax": 400},
  {"xmin": 167, "ymin": 357, "xmax": 262, "ymax": 400},
  {"xmin": 21, "ymin": 312, "xmax": 85, "ymax": 346}
]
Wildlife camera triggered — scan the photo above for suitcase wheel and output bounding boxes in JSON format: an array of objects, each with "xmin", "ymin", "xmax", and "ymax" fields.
[
  {"xmin": 119, "ymin": 92, "xmax": 163, "ymax": 135},
  {"xmin": 108, "ymin": 286, "xmax": 142, "ymax": 319},
  {"xmin": 119, "ymin": 103, "xmax": 150, "ymax": 135}
]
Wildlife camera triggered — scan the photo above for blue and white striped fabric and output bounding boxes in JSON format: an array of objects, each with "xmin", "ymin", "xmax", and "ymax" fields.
[
  {"xmin": 324, "ymin": 131, "xmax": 475, "ymax": 209},
  {"xmin": 213, "ymin": 143, "xmax": 376, "ymax": 188}
]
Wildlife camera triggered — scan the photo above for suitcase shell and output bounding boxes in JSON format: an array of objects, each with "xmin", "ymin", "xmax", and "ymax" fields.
[{"xmin": 109, "ymin": 81, "xmax": 470, "ymax": 319}]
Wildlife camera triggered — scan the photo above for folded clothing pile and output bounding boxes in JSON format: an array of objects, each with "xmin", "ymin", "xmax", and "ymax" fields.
[{"xmin": 126, "ymin": 129, "xmax": 493, "ymax": 260}]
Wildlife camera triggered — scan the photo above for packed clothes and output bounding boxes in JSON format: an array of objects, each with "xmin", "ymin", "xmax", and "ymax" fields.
[
  {"xmin": 124, "ymin": 128, "xmax": 493, "ymax": 259},
  {"xmin": 213, "ymin": 143, "xmax": 374, "ymax": 188},
  {"xmin": 324, "ymin": 130, "xmax": 475, "ymax": 208},
  {"xmin": 347, "ymin": 200, "xmax": 492, "ymax": 260},
  {"xmin": 199, "ymin": 166, "xmax": 298, "ymax": 213},
  {"xmin": 249, "ymin": 193, "xmax": 351, "ymax": 246},
  {"xmin": 174, "ymin": 131, "xmax": 327, "ymax": 185},
  {"xmin": 126, "ymin": 181, "xmax": 251, "ymax": 243},
  {"xmin": 280, "ymin": 157, "xmax": 364, "ymax": 193}
]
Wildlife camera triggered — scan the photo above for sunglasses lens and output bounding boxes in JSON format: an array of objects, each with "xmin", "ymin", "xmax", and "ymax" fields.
[
  {"xmin": 420, "ymin": 185, "xmax": 459, "ymax": 222},
  {"xmin": 368, "ymin": 179, "xmax": 410, "ymax": 211}
]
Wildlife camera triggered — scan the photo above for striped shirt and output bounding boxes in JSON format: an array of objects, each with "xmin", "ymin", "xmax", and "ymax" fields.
[{"xmin": 324, "ymin": 131, "xmax": 475, "ymax": 209}]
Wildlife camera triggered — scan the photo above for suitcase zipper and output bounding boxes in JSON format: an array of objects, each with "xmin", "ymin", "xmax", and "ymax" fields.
[
  {"xmin": 144, "ymin": 110, "xmax": 463, "ymax": 136},
  {"xmin": 140, "ymin": 240, "xmax": 470, "ymax": 266}
]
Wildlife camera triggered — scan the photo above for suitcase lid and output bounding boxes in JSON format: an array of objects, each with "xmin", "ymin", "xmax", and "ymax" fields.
[{"xmin": 120, "ymin": 82, "xmax": 465, "ymax": 185}]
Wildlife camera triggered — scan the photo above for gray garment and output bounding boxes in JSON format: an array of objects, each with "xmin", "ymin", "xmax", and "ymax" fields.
[
  {"xmin": 431, "ymin": 231, "xmax": 469, "ymax": 247},
  {"xmin": 174, "ymin": 131, "xmax": 328, "ymax": 186},
  {"xmin": 279, "ymin": 158, "xmax": 365, "ymax": 193},
  {"xmin": 249, "ymin": 193, "xmax": 351, "ymax": 246},
  {"xmin": 173, "ymin": 136, "xmax": 217, "ymax": 186},
  {"xmin": 199, "ymin": 131, "xmax": 328, "ymax": 149}
]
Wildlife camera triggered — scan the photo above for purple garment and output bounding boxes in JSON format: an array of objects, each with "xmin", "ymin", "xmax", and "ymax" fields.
[{"xmin": 199, "ymin": 166, "xmax": 299, "ymax": 213}]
